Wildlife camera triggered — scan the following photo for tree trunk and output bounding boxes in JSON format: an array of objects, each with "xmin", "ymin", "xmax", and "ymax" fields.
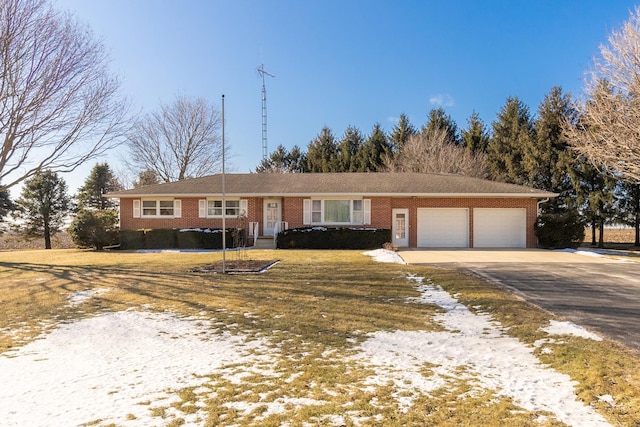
[
  {"xmin": 44, "ymin": 221, "xmax": 52, "ymax": 249},
  {"xmin": 598, "ymin": 217, "xmax": 605, "ymax": 249},
  {"xmin": 591, "ymin": 221, "xmax": 597, "ymax": 246},
  {"xmin": 635, "ymin": 211, "xmax": 640, "ymax": 246}
]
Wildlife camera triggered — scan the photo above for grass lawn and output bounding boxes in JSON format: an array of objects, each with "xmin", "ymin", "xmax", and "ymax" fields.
[{"xmin": 1, "ymin": 248, "xmax": 639, "ymax": 426}]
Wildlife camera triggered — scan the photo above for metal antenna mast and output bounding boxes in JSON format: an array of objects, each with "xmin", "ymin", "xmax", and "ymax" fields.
[{"xmin": 257, "ymin": 64, "xmax": 275, "ymax": 160}]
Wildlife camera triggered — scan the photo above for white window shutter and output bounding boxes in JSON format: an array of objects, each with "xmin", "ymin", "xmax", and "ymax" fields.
[
  {"xmin": 303, "ymin": 199, "xmax": 311, "ymax": 225},
  {"xmin": 198, "ymin": 200, "xmax": 207, "ymax": 218},
  {"xmin": 133, "ymin": 200, "xmax": 141, "ymax": 218},
  {"xmin": 174, "ymin": 200, "xmax": 182, "ymax": 218},
  {"xmin": 363, "ymin": 199, "xmax": 371, "ymax": 225},
  {"xmin": 240, "ymin": 199, "xmax": 248, "ymax": 216}
]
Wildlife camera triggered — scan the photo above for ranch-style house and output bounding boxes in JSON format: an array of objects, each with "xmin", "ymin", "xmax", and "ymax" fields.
[{"xmin": 107, "ymin": 172, "xmax": 556, "ymax": 249}]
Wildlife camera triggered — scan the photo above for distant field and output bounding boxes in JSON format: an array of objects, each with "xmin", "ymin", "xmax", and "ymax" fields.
[
  {"xmin": 0, "ymin": 231, "xmax": 74, "ymax": 251},
  {"xmin": 584, "ymin": 227, "xmax": 638, "ymax": 245}
]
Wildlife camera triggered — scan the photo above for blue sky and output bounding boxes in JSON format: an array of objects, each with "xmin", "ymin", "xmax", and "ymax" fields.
[{"xmin": 52, "ymin": 0, "xmax": 638, "ymax": 191}]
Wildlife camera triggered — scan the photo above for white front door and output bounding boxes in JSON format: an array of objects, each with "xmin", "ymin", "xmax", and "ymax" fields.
[
  {"xmin": 264, "ymin": 199, "xmax": 281, "ymax": 235},
  {"xmin": 392, "ymin": 209, "xmax": 409, "ymax": 247}
]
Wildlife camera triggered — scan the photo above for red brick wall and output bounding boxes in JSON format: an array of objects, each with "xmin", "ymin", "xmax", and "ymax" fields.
[
  {"xmin": 389, "ymin": 197, "xmax": 538, "ymax": 248},
  {"xmin": 119, "ymin": 197, "xmax": 262, "ymax": 230},
  {"xmin": 119, "ymin": 196, "xmax": 540, "ymax": 248},
  {"xmin": 282, "ymin": 197, "xmax": 305, "ymax": 228}
]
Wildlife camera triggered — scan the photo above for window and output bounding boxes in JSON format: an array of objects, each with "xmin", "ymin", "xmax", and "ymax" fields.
[
  {"xmin": 140, "ymin": 199, "xmax": 180, "ymax": 217},
  {"xmin": 352, "ymin": 199, "xmax": 363, "ymax": 224},
  {"xmin": 311, "ymin": 200, "xmax": 322, "ymax": 223},
  {"xmin": 142, "ymin": 200, "xmax": 157, "ymax": 216},
  {"xmin": 207, "ymin": 200, "xmax": 241, "ymax": 217},
  {"xmin": 305, "ymin": 199, "xmax": 369, "ymax": 225},
  {"xmin": 324, "ymin": 200, "xmax": 350, "ymax": 223}
]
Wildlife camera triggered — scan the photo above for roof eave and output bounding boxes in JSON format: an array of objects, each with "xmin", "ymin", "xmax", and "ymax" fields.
[{"xmin": 107, "ymin": 192, "xmax": 558, "ymax": 199}]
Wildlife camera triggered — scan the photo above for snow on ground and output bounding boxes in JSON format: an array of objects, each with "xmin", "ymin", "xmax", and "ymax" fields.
[
  {"xmin": 542, "ymin": 319, "xmax": 603, "ymax": 341},
  {"xmin": 67, "ymin": 288, "xmax": 111, "ymax": 305},
  {"xmin": 0, "ymin": 254, "xmax": 613, "ymax": 426},
  {"xmin": 362, "ymin": 248, "xmax": 406, "ymax": 264},
  {"xmin": 355, "ymin": 275, "xmax": 612, "ymax": 426},
  {"xmin": 0, "ymin": 310, "xmax": 275, "ymax": 427}
]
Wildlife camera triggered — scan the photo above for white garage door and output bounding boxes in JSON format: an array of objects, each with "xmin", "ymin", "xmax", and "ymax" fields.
[
  {"xmin": 417, "ymin": 208, "xmax": 469, "ymax": 247},
  {"xmin": 474, "ymin": 208, "xmax": 526, "ymax": 248}
]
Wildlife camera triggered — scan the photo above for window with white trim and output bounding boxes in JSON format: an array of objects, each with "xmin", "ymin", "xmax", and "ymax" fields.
[
  {"xmin": 305, "ymin": 199, "xmax": 370, "ymax": 225},
  {"xmin": 203, "ymin": 199, "xmax": 246, "ymax": 217},
  {"xmin": 139, "ymin": 199, "xmax": 181, "ymax": 217}
]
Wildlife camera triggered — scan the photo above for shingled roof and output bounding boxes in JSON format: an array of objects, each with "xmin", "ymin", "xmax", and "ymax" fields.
[{"xmin": 107, "ymin": 173, "xmax": 556, "ymax": 198}]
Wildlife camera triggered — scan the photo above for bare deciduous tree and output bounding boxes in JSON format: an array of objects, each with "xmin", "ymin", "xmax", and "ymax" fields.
[
  {"xmin": 565, "ymin": 6, "xmax": 640, "ymax": 182},
  {"xmin": 125, "ymin": 96, "xmax": 223, "ymax": 183},
  {"xmin": 383, "ymin": 128, "xmax": 488, "ymax": 178},
  {"xmin": 0, "ymin": 0, "xmax": 129, "ymax": 191}
]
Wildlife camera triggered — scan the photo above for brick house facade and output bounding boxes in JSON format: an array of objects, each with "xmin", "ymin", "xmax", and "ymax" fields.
[{"xmin": 108, "ymin": 173, "xmax": 555, "ymax": 249}]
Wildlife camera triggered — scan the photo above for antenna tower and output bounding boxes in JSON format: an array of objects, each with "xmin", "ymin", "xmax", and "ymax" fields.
[{"xmin": 257, "ymin": 64, "xmax": 275, "ymax": 160}]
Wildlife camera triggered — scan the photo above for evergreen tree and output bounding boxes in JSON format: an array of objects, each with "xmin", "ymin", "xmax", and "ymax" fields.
[
  {"xmin": 69, "ymin": 209, "xmax": 119, "ymax": 250},
  {"xmin": 0, "ymin": 185, "xmax": 14, "ymax": 223},
  {"xmin": 255, "ymin": 144, "xmax": 306, "ymax": 173},
  {"xmin": 570, "ymin": 159, "xmax": 618, "ymax": 248},
  {"xmin": 76, "ymin": 163, "xmax": 122, "ymax": 210},
  {"xmin": 487, "ymin": 97, "xmax": 535, "ymax": 184},
  {"xmin": 305, "ymin": 127, "xmax": 337, "ymax": 172},
  {"xmin": 461, "ymin": 112, "xmax": 490, "ymax": 153},
  {"xmin": 615, "ymin": 180, "xmax": 640, "ymax": 246},
  {"xmin": 389, "ymin": 113, "xmax": 417, "ymax": 152},
  {"xmin": 15, "ymin": 170, "xmax": 71, "ymax": 249},
  {"xmin": 421, "ymin": 107, "xmax": 460, "ymax": 145},
  {"xmin": 133, "ymin": 170, "xmax": 160, "ymax": 188},
  {"xmin": 335, "ymin": 126, "xmax": 364, "ymax": 172},
  {"xmin": 355, "ymin": 123, "xmax": 391, "ymax": 172},
  {"xmin": 526, "ymin": 87, "xmax": 577, "ymax": 213}
]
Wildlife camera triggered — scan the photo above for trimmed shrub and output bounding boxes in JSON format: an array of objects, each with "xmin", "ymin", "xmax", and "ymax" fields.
[
  {"xmin": 276, "ymin": 227, "xmax": 390, "ymax": 249},
  {"xmin": 119, "ymin": 228, "xmax": 243, "ymax": 250},
  {"xmin": 119, "ymin": 229, "xmax": 146, "ymax": 250},
  {"xmin": 68, "ymin": 209, "xmax": 119, "ymax": 250},
  {"xmin": 535, "ymin": 211, "xmax": 586, "ymax": 249}
]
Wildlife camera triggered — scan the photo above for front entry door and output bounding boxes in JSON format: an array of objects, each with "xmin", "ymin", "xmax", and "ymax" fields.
[
  {"xmin": 392, "ymin": 209, "xmax": 409, "ymax": 247},
  {"xmin": 264, "ymin": 199, "xmax": 281, "ymax": 235}
]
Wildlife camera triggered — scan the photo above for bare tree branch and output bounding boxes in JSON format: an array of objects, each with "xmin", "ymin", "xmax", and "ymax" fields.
[
  {"xmin": 566, "ymin": 6, "xmax": 640, "ymax": 182},
  {"xmin": 383, "ymin": 128, "xmax": 488, "ymax": 178},
  {"xmin": 124, "ymin": 96, "xmax": 223, "ymax": 183},
  {"xmin": 0, "ymin": 0, "xmax": 130, "ymax": 191}
]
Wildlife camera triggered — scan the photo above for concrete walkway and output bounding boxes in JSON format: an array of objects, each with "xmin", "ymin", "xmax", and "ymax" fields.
[{"xmin": 399, "ymin": 248, "xmax": 640, "ymax": 352}]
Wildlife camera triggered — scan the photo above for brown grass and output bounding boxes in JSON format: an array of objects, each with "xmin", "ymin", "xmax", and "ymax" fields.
[{"xmin": 1, "ymin": 249, "xmax": 639, "ymax": 426}]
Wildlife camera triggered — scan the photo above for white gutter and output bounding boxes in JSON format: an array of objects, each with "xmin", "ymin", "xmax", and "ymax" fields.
[
  {"xmin": 537, "ymin": 197, "xmax": 550, "ymax": 214},
  {"xmin": 108, "ymin": 192, "xmax": 558, "ymax": 199}
]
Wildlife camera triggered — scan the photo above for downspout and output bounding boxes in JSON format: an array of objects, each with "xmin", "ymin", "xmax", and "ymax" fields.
[{"xmin": 537, "ymin": 198, "xmax": 549, "ymax": 215}]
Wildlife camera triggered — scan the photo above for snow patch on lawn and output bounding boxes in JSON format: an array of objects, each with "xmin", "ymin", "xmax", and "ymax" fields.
[
  {"xmin": 542, "ymin": 320, "xmax": 602, "ymax": 341},
  {"xmin": 67, "ymin": 288, "xmax": 111, "ymax": 305},
  {"xmin": 354, "ymin": 274, "xmax": 612, "ymax": 427},
  {"xmin": 0, "ymin": 310, "xmax": 274, "ymax": 427},
  {"xmin": 362, "ymin": 248, "xmax": 406, "ymax": 264}
]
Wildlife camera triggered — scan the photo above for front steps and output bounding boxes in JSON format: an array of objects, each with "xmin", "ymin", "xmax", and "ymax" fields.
[{"xmin": 253, "ymin": 236, "xmax": 276, "ymax": 249}]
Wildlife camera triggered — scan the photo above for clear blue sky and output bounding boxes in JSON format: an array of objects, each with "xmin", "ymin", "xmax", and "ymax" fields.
[{"xmin": 53, "ymin": 0, "xmax": 638, "ymax": 190}]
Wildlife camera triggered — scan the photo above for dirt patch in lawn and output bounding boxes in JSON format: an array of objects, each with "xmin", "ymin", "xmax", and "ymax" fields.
[{"xmin": 191, "ymin": 259, "xmax": 279, "ymax": 273}]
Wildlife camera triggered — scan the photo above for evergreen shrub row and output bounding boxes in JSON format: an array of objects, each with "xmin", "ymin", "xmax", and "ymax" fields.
[
  {"xmin": 276, "ymin": 227, "xmax": 390, "ymax": 249},
  {"xmin": 120, "ymin": 228, "xmax": 244, "ymax": 250},
  {"xmin": 534, "ymin": 211, "xmax": 585, "ymax": 249}
]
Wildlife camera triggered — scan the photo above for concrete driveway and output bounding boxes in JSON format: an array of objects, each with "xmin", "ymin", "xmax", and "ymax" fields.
[{"xmin": 399, "ymin": 249, "xmax": 640, "ymax": 352}]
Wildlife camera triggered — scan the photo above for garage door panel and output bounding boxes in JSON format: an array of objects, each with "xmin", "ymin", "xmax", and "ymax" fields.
[
  {"xmin": 417, "ymin": 208, "xmax": 468, "ymax": 247},
  {"xmin": 474, "ymin": 208, "xmax": 526, "ymax": 248}
]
